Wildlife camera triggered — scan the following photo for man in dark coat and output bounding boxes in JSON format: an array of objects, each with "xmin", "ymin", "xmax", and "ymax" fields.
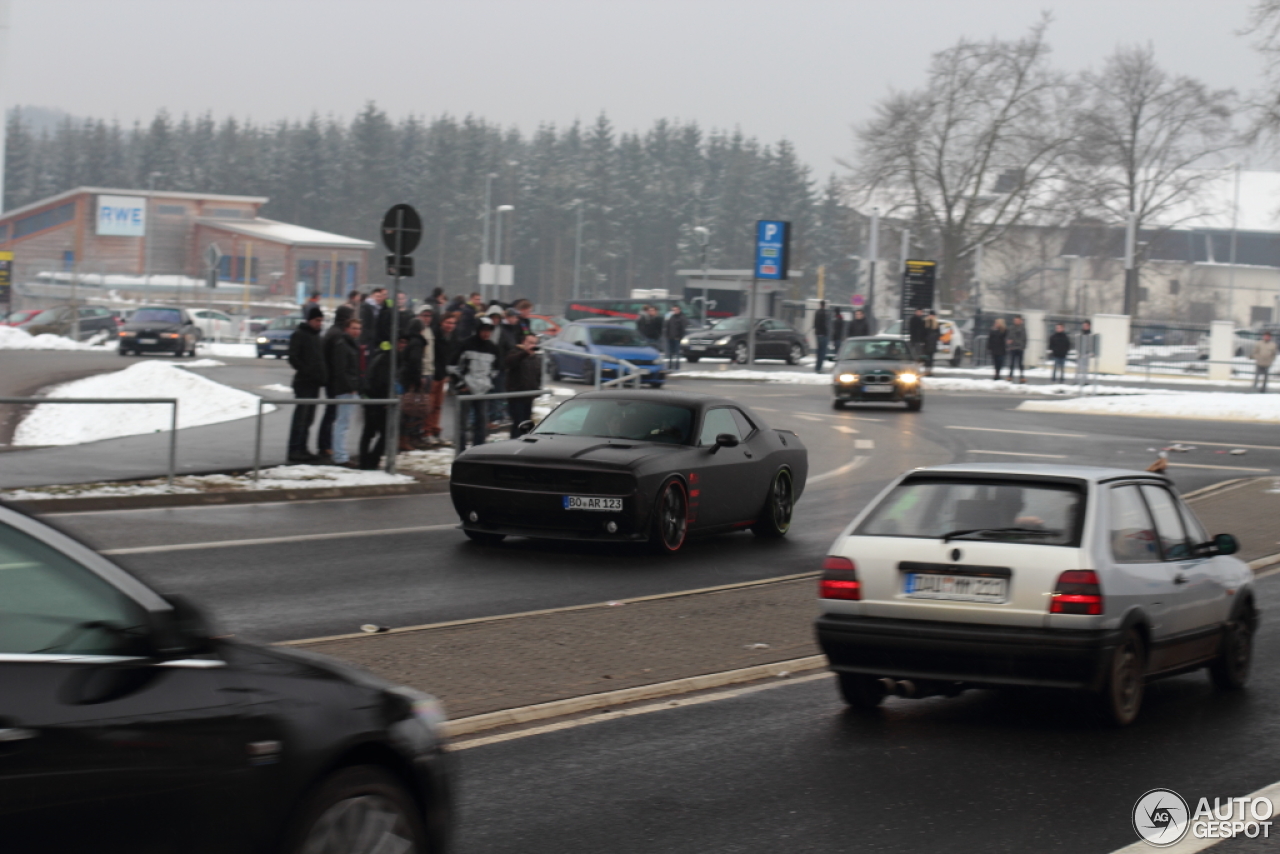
[
  {"xmin": 359, "ymin": 287, "xmax": 386, "ymax": 349},
  {"xmin": 504, "ymin": 332, "xmax": 543, "ymax": 438},
  {"xmin": 1048, "ymin": 323, "xmax": 1071, "ymax": 384},
  {"xmin": 317, "ymin": 307, "xmax": 357, "ymax": 463},
  {"xmin": 662, "ymin": 305, "xmax": 688, "ymax": 370},
  {"xmin": 848, "ymin": 309, "xmax": 870, "ymax": 338},
  {"xmin": 320, "ymin": 316, "xmax": 362, "ymax": 466},
  {"xmin": 287, "ymin": 305, "xmax": 327, "ymax": 462},
  {"xmin": 813, "ymin": 300, "xmax": 831, "ymax": 373},
  {"xmin": 637, "ymin": 305, "xmax": 664, "ymax": 345},
  {"xmin": 359, "ymin": 335, "xmax": 406, "ymax": 470},
  {"xmin": 907, "ymin": 308, "xmax": 928, "ymax": 357},
  {"xmin": 831, "ymin": 309, "xmax": 846, "ymax": 349}
]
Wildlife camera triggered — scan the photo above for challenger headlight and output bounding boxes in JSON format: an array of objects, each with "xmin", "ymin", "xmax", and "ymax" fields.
[
  {"xmin": 256, "ymin": 337, "xmax": 269, "ymax": 344},
  {"xmin": 680, "ymin": 337, "xmax": 690, "ymax": 345},
  {"xmin": 715, "ymin": 336, "xmax": 732, "ymax": 345},
  {"xmin": 898, "ymin": 372, "xmax": 919, "ymax": 384},
  {"xmin": 838, "ymin": 373, "xmax": 858, "ymax": 383}
]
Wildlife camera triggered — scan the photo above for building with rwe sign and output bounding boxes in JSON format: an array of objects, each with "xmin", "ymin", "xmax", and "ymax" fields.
[{"xmin": 0, "ymin": 187, "xmax": 372, "ymax": 299}]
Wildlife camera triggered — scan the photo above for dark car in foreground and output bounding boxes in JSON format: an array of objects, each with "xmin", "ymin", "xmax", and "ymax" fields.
[
  {"xmin": 257, "ymin": 314, "xmax": 304, "ymax": 358},
  {"xmin": 118, "ymin": 306, "xmax": 201, "ymax": 356},
  {"xmin": 0, "ymin": 503, "xmax": 454, "ymax": 853},
  {"xmin": 450, "ymin": 390, "xmax": 808, "ymax": 552},
  {"xmin": 816, "ymin": 463, "xmax": 1256, "ymax": 725},
  {"xmin": 831, "ymin": 336, "xmax": 923, "ymax": 411},
  {"xmin": 681, "ymin": 316, "xmax": 808, "ymax": 364}
]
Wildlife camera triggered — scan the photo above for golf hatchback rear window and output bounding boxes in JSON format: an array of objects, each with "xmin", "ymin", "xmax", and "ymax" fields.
[{"xmin": 855, "ymin": 478, "xmax": 1086, "ymax": 546}]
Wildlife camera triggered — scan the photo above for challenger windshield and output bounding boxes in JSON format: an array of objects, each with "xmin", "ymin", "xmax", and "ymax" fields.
[{"xmin": 533, "ymin": 399, "xmax": 694, "ymax": 445}]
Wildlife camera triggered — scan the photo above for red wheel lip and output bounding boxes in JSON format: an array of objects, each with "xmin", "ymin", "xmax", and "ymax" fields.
[{"xmin": 657, "ymin": 479, "xmax": 689, "ymax": 552}]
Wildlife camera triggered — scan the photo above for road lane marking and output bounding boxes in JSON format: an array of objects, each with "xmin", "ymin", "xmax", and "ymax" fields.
[
  {"xmin": 1170, "ymin": 440, "xmax": 1280, "ymax": 451},
  {"xmin": 1167, "ymin": 462, "xmax": 1272, "ymax": 473},
  {"xmin": 833, "ymin": 425, "xmax": 859, "ymax": 434},
  {"xmin": 448, "ymin": 666, "xmax": 831, "ymax": 746},
  {"xmin": 1109, "ymin": 778, "xmax": 1280, "ymax": 853},
  {"xmin": 754, "ymin": 407, "xmax": 780, "ymax": 412},
  {"xmin": 969, "ymin": 450, "xmax": 1068, "ymax": 459},
  {"xmin": 100, "ymin": 523, "xmax": 458, "ymax": 555},
  {"xmin": 795, "ymin": 414, "xmax": 824, "ymax": 422},
  {"xmin": 809, "ymin": 454, "xmax": 869, "ymax": 485},
  {"xmin": 44, "ymin": 491, "xmax": 452, "ymax": 516},
  {"xmin": 946, "ymin": 425, "xmax": 1087, "ymax": 438},
  {"xmin": 855, "ymin": 439, "xmax": 875, "ymax": 449}
]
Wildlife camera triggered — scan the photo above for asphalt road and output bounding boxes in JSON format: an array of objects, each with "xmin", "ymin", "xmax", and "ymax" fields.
[
  {"xmin": 450, "ymin": 571, "xmax": 1280, "ymax": 854},
  {"xmin": 45, "ymin": 377, "xmax": 1280, "ymax": 643}
]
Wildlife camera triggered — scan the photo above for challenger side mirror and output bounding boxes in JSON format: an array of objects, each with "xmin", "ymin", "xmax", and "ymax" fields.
[
  {"xmin": 152, "ymin": 594, "xmax": 218, "ymax": 658},
  {"xmin": 518, "ymin": 420, "xmax": 534, "ymax": 434},
  {"xmin": 708, "ymin": 433, "xmax": 739, "ymax": 454}
]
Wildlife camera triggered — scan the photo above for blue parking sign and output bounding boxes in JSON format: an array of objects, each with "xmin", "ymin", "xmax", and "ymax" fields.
[{"xmin": 755, "ymin": 220, "xmax": 790, "ymax": 280}]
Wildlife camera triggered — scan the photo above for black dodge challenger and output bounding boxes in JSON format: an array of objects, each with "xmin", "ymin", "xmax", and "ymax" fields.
[{"xmin": 449, "ymin": 390, "xmax": 808, "ymax": 552}]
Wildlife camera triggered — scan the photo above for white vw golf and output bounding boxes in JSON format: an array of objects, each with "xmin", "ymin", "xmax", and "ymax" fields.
[{"xmin": 815, "ymin": 464, "xmax": 1258, "ymax": 725}]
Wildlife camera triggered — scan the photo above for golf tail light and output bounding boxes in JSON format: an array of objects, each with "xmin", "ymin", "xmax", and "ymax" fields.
[
  {"xmin": 1050, "ymin": 570, "xmax": 1104, "ymax": 615},
  {"xmin": 820, "ymin": 556, "xmax": 861, "ymax": 600}
]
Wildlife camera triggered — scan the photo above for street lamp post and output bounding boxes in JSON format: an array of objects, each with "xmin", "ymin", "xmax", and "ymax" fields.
[
  {"xmin": 494, "ymin": 205, "xmax": 513, "ymax": 301},
  {"xmin": 693, "ymin": 226, "xmax": 710, "ymax": 325},
  {"xmin": 572, "ymin": 200, "xmax": 583, "ymax": 299},
  {"xmin": 480, "ymin": 172, "xmax": 497, "ymax": 302}
]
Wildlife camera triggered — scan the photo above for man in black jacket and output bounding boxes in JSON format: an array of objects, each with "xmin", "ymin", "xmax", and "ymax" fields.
[
  {"xmin": 449, "ymin": 320, "xmax": 501, "ymax": 450},
  {"xmin": 907, "ymin": 308, "xmax": 928, "ymax": 358},
  {"xmin": 321, "ymin": 316, "xmax": 362, "ymax": 466},
  {"xmin": 1049, "ymin": 323, "xmax": 1071, "ymax": 384},
  {"xmin": 813, "ymin": 300, "xmax": 830, "ymax": 372},
  {"xmin": 848, "ymin": 309, "xmax": 870, "ymax": 338},
  {"xmin": 505, "ymin": 333, "xmax": 543, "ymax": 438},
  {"xmin": 637, "ymin": 305, "xmax": 664, "ymax": 346},
  {"xmin": 359, "ymin": 335, "xmax": 407, "ymax": 470},
  {"xmin": 287, "ymin": 305, "xmax": 327, "ymax": 462}
]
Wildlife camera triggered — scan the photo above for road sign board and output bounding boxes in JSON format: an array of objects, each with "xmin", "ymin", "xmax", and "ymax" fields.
[
  {"xmin": 205, "ymin": 243, "xmax": 222, "ymax": 269},
  {"xmin": 901, "ymin": 259, "xmax": 936, "ymax": 320},
  {"xmin": 0, "ymin": 251, "xmax": 11, "ymax": 305},
  {"xmin": 851, "ymin": 294, "xmax": 865, "ymax": 306},
  {"xmin": 754, "ymin": 220, "xmax": 790, "ymax": 280},
  {"xmin": 381, "ymin": 204, "xmax": 423, "ymax": 255},
  {"xmin": 386, "ymin": 254, "xmax": 415, "ymax": 278}
]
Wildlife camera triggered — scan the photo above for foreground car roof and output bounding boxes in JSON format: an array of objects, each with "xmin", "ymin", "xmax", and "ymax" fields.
[
  {"xmin": 906, "ymin": 462, "xmax": 1170, "ymax": 485},
  {"xmin": 574, "ymin": 389, "xmax": 738, "ymax": 407}
]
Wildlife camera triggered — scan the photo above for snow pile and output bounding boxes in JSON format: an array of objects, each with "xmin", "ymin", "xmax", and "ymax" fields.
[
  {"xmin": 260, "ymin": 383, "xmax": 293, "ymax": 393},
  {"xmin": 201, "ymin": 342, "xmax": 257, "ymax": 359},
  {"xmin": 13, "ymin": 361, "xmax": 274, "ymax": 446},
  {"xmin": 1018, "ymin": 392, "xmax": 1280, "ymax": 423},
  {"xmin": 0, "ymin": 325, "xmax": 113, "ymax": 351},
  {"xmin": 396, "ymin": 448, "xmax": 455, "ymax": 477},
  {"xmin": 182, "ymin": 359, "xmax": 226, "ymax": 368}
]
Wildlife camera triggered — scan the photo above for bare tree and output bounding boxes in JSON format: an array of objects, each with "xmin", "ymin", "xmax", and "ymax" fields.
[
  {"xmin": 1244, "ymin": 1, "xmax": 1280, "ymax": 144},
  {"xmin": 848, "ymin": 18, "xmax": 1076, "ymax": 306}
]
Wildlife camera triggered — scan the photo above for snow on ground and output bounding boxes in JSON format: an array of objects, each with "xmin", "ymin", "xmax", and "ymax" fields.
[
  {"xmin": 13, "ymin": 361, "xmax": 274, "ymax": 446},
  {"xmin": 676, "ymin": 368, "xmax": 1169, "ymax": 396},
  {"xmin": 260, "ymin": 383, "xmax": 293, "ymax": 393},
  {"xmin": 200, "ymin": 342, "xmax": 258, "ymax": 358},
  {"xmin": 183, "ymin": 359, "xmax": 225, "ymax": 368},
  {"xmin": 1018, "ymin": 392, "xmax": 1280, "ymax": 423},
  {"xmin": 395, "ymin": 449, "xmax": 455, "ymax": 477},
  {"xmin": 0, "ymin": 325, "xmax": 114, "ymax": 351}
]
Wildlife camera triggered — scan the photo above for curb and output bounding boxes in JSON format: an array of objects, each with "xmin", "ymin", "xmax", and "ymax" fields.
[
  {"xmin": 443, "ymin": 655, "xmax": 828, "ymax": 738},
  {"xmin": 10, "ymin": 479, "xmax": 450, "ymax": 514}
]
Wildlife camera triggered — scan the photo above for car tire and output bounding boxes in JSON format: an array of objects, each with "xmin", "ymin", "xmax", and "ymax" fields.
[
  {"xmin": 1209, "ymin": 605, "xmax": 1255, "ymax": 690},
  {"xmin": 464, "ymin": 530, "xmax": 506, "ymax": 546},
  {"xmin": 283, "ymin": 765, "xmax": 428, "ymax": 854},
  {"xmin": 751, "ymin": 468, "xmax": 794, "ymax": 538},
  {"xmin": 905, "ymin": 397, "xmax": 923, "ymax": 412},
  {"xmin": 786, "ymin": 343, "xmax": 804, "ymax": 365},
  {"xmin": 733, "ymin": 343, "xmax": 749, "ymax": 365},
  {"xmin": 648, "ymin": 478, "xmax": 689, "ymax": 554},
  {"xmin": 649, "ymin": 383, "xmax": 664, "ymax": 389},
  {"xmin": 1096, "ymin": 628, "xmax": 1145, "ymax": 726},
  {"xmin": 686, "ymin": 355, "xmax": 700, "ymax": 363},
  {"xmin": 837, "ymin": 673, "xmax": 885, "ymax": 711},
  {"xmin": 119, "ymin": 349, "xmax": 130, "ymax": 357},
  {"xmin": 832, "ymin": 400, "xmax": 845, "ymax": 411}
]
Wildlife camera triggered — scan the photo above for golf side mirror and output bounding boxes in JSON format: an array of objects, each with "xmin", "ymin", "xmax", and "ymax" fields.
[{"xmin": 1212, "ymin": 533, "xmax": 1239, "ymax": 556}]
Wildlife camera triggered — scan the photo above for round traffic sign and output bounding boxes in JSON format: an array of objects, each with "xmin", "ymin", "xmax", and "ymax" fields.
[{"xmin": 381, "ymin": 204, "xmax": 423, "ymax": 254}]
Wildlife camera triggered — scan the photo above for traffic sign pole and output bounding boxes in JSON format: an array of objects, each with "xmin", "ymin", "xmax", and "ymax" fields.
[{"xmin": 385, "ymin": 206, "xmax": 403, "ymax": 474}]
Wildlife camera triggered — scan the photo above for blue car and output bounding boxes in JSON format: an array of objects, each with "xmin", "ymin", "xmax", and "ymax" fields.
[
  {"xmin": 544, "ymin": 322, "xmax": 667, "ymax": 386},
  {"xmin": 255, "ymin": 314, "xmax": 303, "ymax": 358}
]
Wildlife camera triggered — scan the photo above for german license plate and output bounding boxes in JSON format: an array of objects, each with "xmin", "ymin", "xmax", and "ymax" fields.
[
  {"xmin": 564, "ymin": 496, "xmax": 622, "ymax": 511},
  {"xmin": 272, "ymin": 344, "xmax": 288, "ymax": 350},
  {"xmin": 138, "ymin": 338, "xmax": 157, "ymax": 344},
  {"xmin": 864, "ymin": 385, "xmax": 893, "ymax": 393},
  {"xmin": 904, "ymin": 573, "xmax": 1007, "ymax": 603},
  {"xmin": 690, "ymin": 345, "xmax": 706, "ymax": 351}
]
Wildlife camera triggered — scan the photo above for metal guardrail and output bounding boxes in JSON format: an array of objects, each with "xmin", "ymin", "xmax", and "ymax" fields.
[
  {"xmin": 453, "ymin": 389, "xmax": 553, "ymax": 455},
  {"xmin": 252, "ymin": 397, "xmax": 402, "ymax": 481},
  {"xmin": 1134, "ymin": 359, "xmax": 1260, "ymax": 382},
  {"xmin": 0, "ymin": 397, "xmax": 179, "ymax": 488},
  {"xmin": 563, "ymin": 350, "xmax": 646, "ymax": 390}
]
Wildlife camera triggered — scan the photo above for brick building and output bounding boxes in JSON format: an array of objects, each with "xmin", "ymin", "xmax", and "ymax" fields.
[{"xmin": 0, "ymin": 187, "xmax": 372, "ymax": 298}]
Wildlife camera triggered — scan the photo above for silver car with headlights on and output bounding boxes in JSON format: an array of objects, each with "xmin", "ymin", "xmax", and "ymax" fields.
[{"xmin": 815, "ymin": 464, "xmax": 1257, "ymax": 725}]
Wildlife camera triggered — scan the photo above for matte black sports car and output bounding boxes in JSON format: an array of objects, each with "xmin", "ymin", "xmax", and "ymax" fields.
[
  {"xmin": 449, "ymin": 390, "xmax": 809, "ymax": 552},
  {"xmin": 830, "ymin": 336, "xmax": 924, "ymax": 411}
]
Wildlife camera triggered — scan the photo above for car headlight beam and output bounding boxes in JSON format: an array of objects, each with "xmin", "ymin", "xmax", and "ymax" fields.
[
  {"xmin": 898, "ymin": 372, "xmax": 919, "ymax": 384},
  {"xmin": 715, "ymin": 336, "xmax": 732, "ymax": 345},
  {"xmin": 838, "ymin": 373, "xmax": 858, "ymax": 383},
  {"xmin": 256, "ymin": 337, "xmax": 269, "ymax": 344}
]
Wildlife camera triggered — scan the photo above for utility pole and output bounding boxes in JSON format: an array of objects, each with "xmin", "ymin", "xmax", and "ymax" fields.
[
  {"xmin": 1228, "ymin": 163, "xmax": 1240, "ymax": 325},
  {"xmin": 694, "ymin": 226, "xmax": 710, "ymax": 324},
  {"xmin": 1123, "ymin": 210, "xmax": 1137, "ymax": 318},
  {"xmin": 480, "ymin": 172, "xmax": 496, "ymax": 302},
  {"xmin": 0, "ymin": 0, "xmax": 10, "ymax": 213},
  {"xmin": 867, "ymin": 207, "xmax": 880, "ymax": 331},
  {"xmin": 572, "ymin": 200, "xmax": 583, "ymax": 299}
]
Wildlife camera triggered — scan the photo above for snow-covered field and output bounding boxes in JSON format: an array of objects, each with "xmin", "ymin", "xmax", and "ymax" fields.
[
  {"xmin": 1018, "ymin": 392, "xmax": 1280, "ymax": 423},
  {"xmin": 0, "ymin": 325, "xmax": 114, "ymax": 351},
  {"xmin": 12, "ymin": 361, "xmax": 273, "ymax": 446}
]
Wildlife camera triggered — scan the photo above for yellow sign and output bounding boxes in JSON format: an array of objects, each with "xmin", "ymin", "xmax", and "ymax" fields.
[{"xmin": 0, "ymin": 250, "xmax": 12, "ymax": 305}]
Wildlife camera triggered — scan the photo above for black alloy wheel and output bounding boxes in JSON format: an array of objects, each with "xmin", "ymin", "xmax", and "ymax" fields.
[
  {"xmin": 1098, "ymin": 629, "xmax": 1145, "ymax": 726},
  {"xmin": 649, "ymin": 478, "xmax": 689, "ymax": 553},
  {"xmin": 733, "ymin": 342, "xmax": 749, "ymax": 364},
  {"xmin": 285, "ymin": 766, "xmax": 428, "ymax": 854},
  {"xmin": 1210, "ymin": 607, "xmax": 1255, "ymax": 690},
  {"xmin": 786, "ymin": 343, "xmax": 804, "ymax": 365},
  {"xmin": 751, "ymin": 468, "xmax": 794, "ymax": 538},
  {"xmin": 837, "ymin": 673, "xmax": 885, "ymax": 711}
]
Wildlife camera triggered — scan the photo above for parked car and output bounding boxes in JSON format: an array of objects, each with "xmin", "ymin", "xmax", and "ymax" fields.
[
  {"xmin": 117, "ymin": 306, "xmax": 201, "ymax": 357},
  {"xmin": 544, "ymin": 322, "xmax": 666, "ymax": 386},
  {"xmin": 831, "ymin": 336, "xmax": 924, "ymax": 411},
  {"xmin": 450, "ymin": 389, "xmax": 808, "ymax": 552},
  {"xmin": 0, "ymin": 501, "xmax": 454, "ymax": 853},
  {"xmin": 256, "ymin": 314, "xmax": 304, "ymax": 358},
  {"xmin": 19, "ymin": 305, "xmax": 120, "ymax": 341},
  {"xmin": 528, "ymin": 314, "xmax": 562, "ymax": 340},
  {"xmin": 681, "ymin": 316, "xmax": 808, "ymax": 364},
  {"xmin": 815, "ymin": 463, "xmax": 1256, "ymax": 726},
  {"xmin": 2, "ymin": 308, "xmax": 42, "ymax": 327},
  {"xmin": 879, "ymin": 317, "xmax": 967, "ymax": 366},
  {"xmin": 190, "ymin": 308, "xmax": 239, "ymax": 340}
]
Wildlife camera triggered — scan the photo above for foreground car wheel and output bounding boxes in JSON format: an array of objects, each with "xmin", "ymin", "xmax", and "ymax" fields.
[
  {"xmin": 685, "ymin": 355, "xmax": 700, "ymax": 363},
  {"xmin": 786, "ymin": 343, "xmax": 804, "ymax": 365},
  {"xmin": 905, "ymin": 397, "xmax": 923, "ymax": 412},
  {"xmin": 649, "ymin": 478, "xmax": 688, "ymax": 553},
  {"xmin": 837, "ymin": 673, "xmax": 885, "ymax": 711},
  {"xmin": 1097, "ymin": 629, "xmax": 1145, "ymax": 726},
  {"xmin": 751, "ymin": 468, "xmax": 793, "ymax": 538},
  {"xmin": 1210, "ymin": 607, "xmax": 1255, "ymax": 690},
  {"xmin": 832, "ymin": 400, "xmax": 845, "ymax": 411},
  {"xmin": 286, "ymin": 765, "xmax": 427, "ymax": 854},
  {"xmin": 464, "ymin": 530, "xmax": 506, "ymax": 546}
]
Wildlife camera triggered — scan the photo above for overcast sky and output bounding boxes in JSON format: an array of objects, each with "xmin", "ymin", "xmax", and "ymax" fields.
[{"xmin": 6, "ymin": 0, "xmax": 1267, "ymax": 176}]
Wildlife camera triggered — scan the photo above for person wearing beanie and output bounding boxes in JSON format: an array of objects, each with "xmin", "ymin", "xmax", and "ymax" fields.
[{"xmin": 287, "ymin": 305, "xmax": 328, "ymax": 462}]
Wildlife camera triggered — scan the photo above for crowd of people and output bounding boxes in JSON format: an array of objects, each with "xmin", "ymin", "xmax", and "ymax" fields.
[
  {"xmin": 811, "ymin": 301, "xmax": 872, "ymax": 372},
  {"xmin": 286, "ymin": 289, "xmax": 544, "ymax": 468}
]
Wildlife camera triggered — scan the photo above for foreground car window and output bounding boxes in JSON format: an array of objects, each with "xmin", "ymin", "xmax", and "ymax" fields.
[
  {"xmin": 1109, "ymin": 485, "xmax": 1160, "ymax": 563},
  {"xmin": 0, "ymin": 525, "xmax": 148, "ymax": 655},
  {"xmin": 534, "ymin": 399, "xmax": 693, "ymax": 444},
  {"xmin": 855, "ymin": 479, "xmax": 1085, "ymax": 545}
]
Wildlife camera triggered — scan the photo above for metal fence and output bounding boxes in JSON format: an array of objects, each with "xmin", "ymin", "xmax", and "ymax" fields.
[{"xmin": 251, "ymin": 397, "xmax": 402, "ymax": 480}]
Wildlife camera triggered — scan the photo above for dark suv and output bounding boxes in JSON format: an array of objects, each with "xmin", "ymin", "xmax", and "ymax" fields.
[{"xmin": 0, "ymin": 504, "xmax": 454, "ymax": 854}]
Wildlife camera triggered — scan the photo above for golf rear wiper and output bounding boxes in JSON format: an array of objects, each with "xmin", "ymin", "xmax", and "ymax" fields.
[{"xmin": 940, "ymin": 527, "xmax": 1060, "ymax": 543}]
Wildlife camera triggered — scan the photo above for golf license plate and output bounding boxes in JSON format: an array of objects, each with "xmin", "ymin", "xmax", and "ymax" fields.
[
  {"xmin": 863, "ymin": 385, "xmax": 894, "ymax": 393},
  {"xmin": 904, "ymin": 573, "xmax": 1007, "ymax": 603},
  {"xmin": 564, "ymin": 495, "xmax": 623, "ymax": 512}
]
